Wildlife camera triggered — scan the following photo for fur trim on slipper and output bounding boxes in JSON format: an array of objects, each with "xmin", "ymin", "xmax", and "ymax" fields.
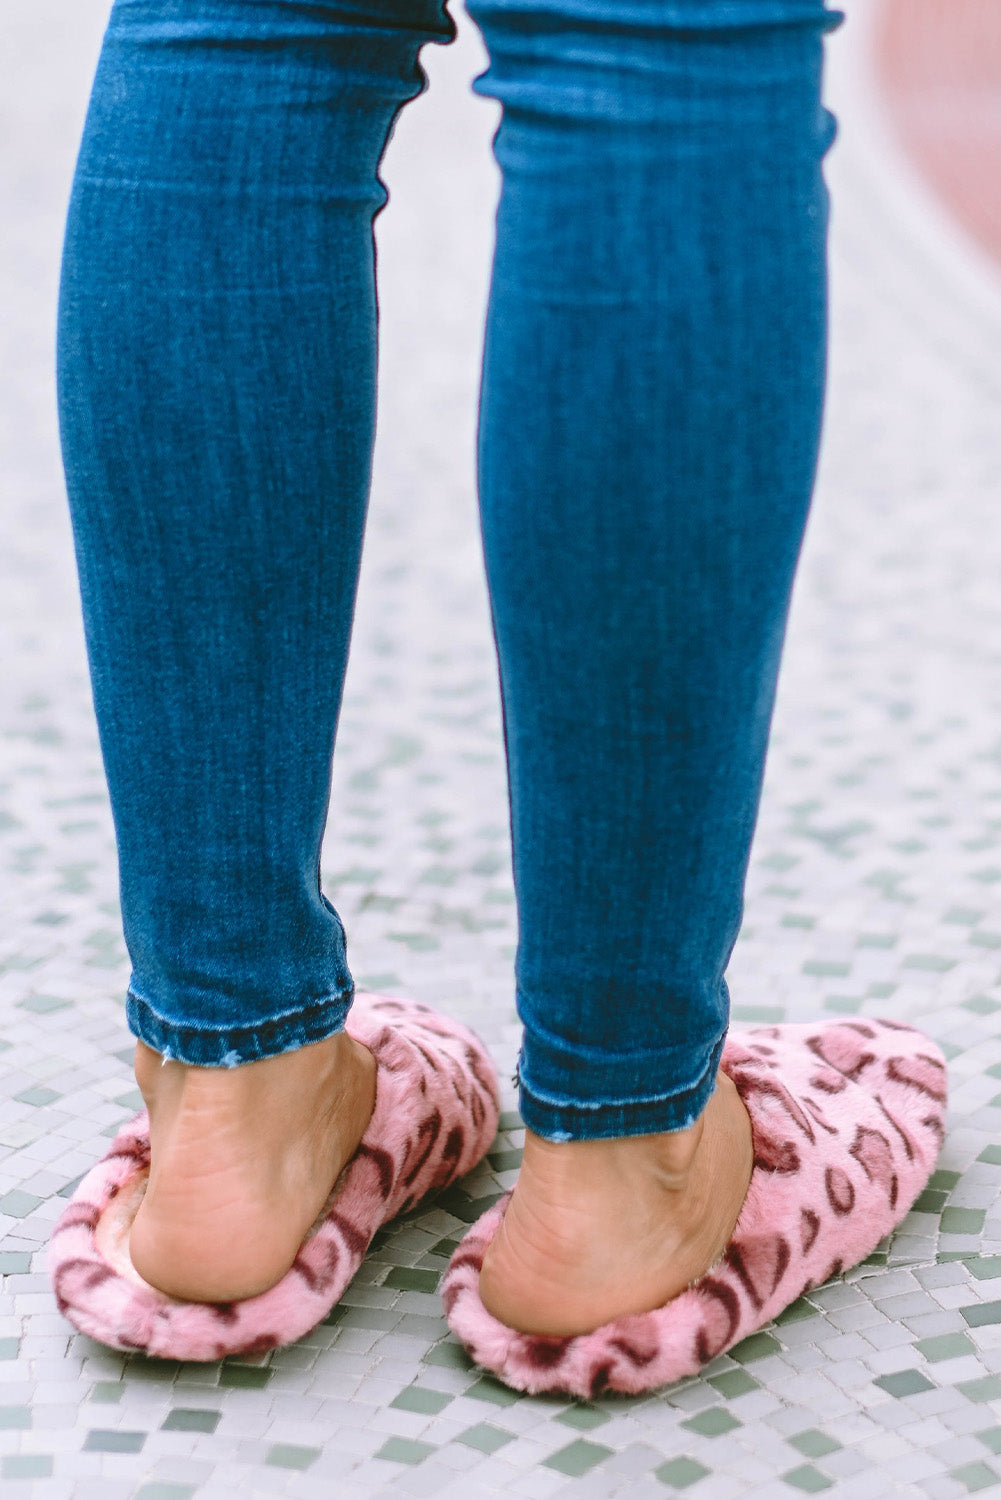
[
  {"xmin": 442, "ymin": 1018, "xmax": 947, "ymax": 1397},
  {"xmin": 49, "ymin": 993, "xmax": 499, "ymax": 1360}
]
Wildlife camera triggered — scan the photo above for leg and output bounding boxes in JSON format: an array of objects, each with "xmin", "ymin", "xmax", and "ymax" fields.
[
  {"xmin": 58, "ymin": 0, "xmax": 452, "ymax": 1298},
  {"xmin": 469, "ymin": 0, "xmax": 843, "ymax": 1331}
]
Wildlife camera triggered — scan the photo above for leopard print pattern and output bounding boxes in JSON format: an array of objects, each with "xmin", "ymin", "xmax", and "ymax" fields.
[
  {"xmin": 442, "ymin": 1018, "xmax": 947, "ymax": 1398},
  {"xmin": 49, "ymin": 994, "xmax": 499, "ymax": 1361}
]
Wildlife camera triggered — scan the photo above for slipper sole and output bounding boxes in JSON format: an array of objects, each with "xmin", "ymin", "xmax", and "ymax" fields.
[
  {"xmin": 49, "ymin": 993, "xmax": 500, "ymax": 1360},
  {"xmin": 441, "ymin": 1018, "xmax": 947, "ymax": 1397}
]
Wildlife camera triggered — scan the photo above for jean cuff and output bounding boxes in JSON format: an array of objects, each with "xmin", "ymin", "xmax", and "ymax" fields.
[
  {"xmin": 516, "ymin": 1025, "xmax": 726, "ymax": 1142},
  {"xmin": 125, "ymin": 984, "xmax": 353, "ymax": 1067}
]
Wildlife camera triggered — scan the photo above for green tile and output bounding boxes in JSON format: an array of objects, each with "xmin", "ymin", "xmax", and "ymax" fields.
[
  {"xmin": 460, "ymin": 1192, "xmax": 505, "ymax": 1221},
  {"xmin": 0, "ymin": 1406, "xmax": 30, "ymax": 1429},
  {"xmin": 126, "ymin": 1356, "xmax": 183, "ymax": 1381},
  {"xmin": 0, "ymin": 1252, "xmax": 31, "ymax": 1274},
  {"xmin": 18, "ymin": 993, "xmax": 70, "ymax": 1014},
  {"xmin": 0, "ymin": 1337, "xmax": 21, "ymax": 1360},
  {"xmin": 943, "ymin": 908, "xmax": 982, "ymax": 925},
  {"xmin": 775, "ymin": 1298, "xmax": 818, "ymax": 1327},
  {"xmin": 557, "ymin": 1405, "xmax": 611, "ymax": 1431},
  {"xmin": 266, "ymin": 1444, "xmax": 321, "ymax": 1471},
  {"xmin": 951, "ymin": 1461, "xmax": 1001, "ymax": 1493},
  {"xmin": 788, "ymin": 1430, "xmax": 841, "ymax": 1459},
  {"xmin": 84, "ymin": 1429, "xmax": 146, "ymax": 1453},
  {"xmin": 965, "ymin": 1256, "xmax": 1001, "ymax": 1280},
  {"xmin": 544, "ymin": 1439, "xmax": 614, "ymax": 1477},
  {"xmin": 375, "ymin": 1438, "xmax": 435, "ymax": 1465},
  {"xmin": 731, "ymin": 1005, "xmax": 785, "ymax": 1023},
  {"xmin": 929, "ymin": 1169, "xmax": 962, "ymax": 1191},
  {"xmin": 423, "ymin": 1340, "xmax": 473, "ymax": 1371},
  {"xmin": 161, "ymin": 1408, "xmax": 220, "ymax": 1433},
  {"xmin": 135, "ymin": 1487, "xmax": 197, "ymax": 1500},
  {"xmin": 497, "ymin": 1110, "xmax": 524, "ymax": 1131},
  {"xmin": 988, "ymin": 1063, "xmax": 1001, "ymax": 1079},
  {"xmin": 470, "ymin": 850, "xmax": 506, "ymax": 875},
  {"xmin": 911, "ymin": 1189, "xmax": 947, "ymax": 1215},
  {"xmin": 435, "ymin": 1186, "xmax": 499, "ymax": 1223},
  {"xmin": 963, "ymin": 996, "xmax": 1001, "ymax": 1015},
  {"xmin": 962, "ymin": 1301, "xmax": 1001, "ymax": 1328},
  {"xmin": 431, "ymin": 1237, "xmax": 461, "ymax": 1258},
  {"xmin": 782, "ymin": 914, "xmax": 815, "ymax": 929},
  {"xmin": 487, "ymin": 1150, "xmax": 523, "ymax": 1172},
  {"xmin": 682, "ymin": 1407, "xmax": 742, "ymax": 1438},
  {"xmin": 465, "ymin": 1375, "xmax": 520, "ymax": 1407},
  {"xmin": 89, "ymin": 1382, "xmax": 123, "ymax": 1404},
  {"xmin": 803, "ymin": 961, "xmax": 850, "ymax": 978},
  {"xmin": 455, "ymin": 1422, "xmax": 515, "ymax": 1454},
  {"xmin": 915, "ymin": 1332, "xmax": 974, "ymax": 1362},
  {"xmin": 902, "ymin": 954, "xmax": 955, "ymax": 972},
  {"xmin": 783, "ymin": 1464, "xmax": 832, "ymax": 1493},
  {"xmin": 761, "ymin": 853, "xmax": 798, "ymax": 871},
  {"xmin": 2, "ymin": 1456, "xmax": 53, "ymax": 1480},
  {"xmin": 977, "ymin": 1146, "xmax": 1001, "ymax": 1166},
  {"xmin": 108, "ymin": 1086, "xmax": 143, "ymax": 1112},
  {"xmin": 708, "ymin": 1369, "xmax": 760, "ymax": 1398},
  {"xmin": 383, "ymin": 1266, "xmax": 440, "ymax": 1294},
  {"xmin": 823, "ymin": 996, "xmax": 863, "ymax": 1015},
  {"xmin": 656, "ymin": 1456, "xmax": 712, "ymax": 1489},
  {"xmin": 867, "ymin": 982, "xmax": 897, "ymax": 1000},
  {"xmin": 874, "ymin": 1369, "xmax": 934, "ymax": 1397},
  {"xmin": 13, "ymin": 1087, "xmax": 59, "ymax": 1106},
  {"xmin": 975, "ymin": 1428, "xmax": 1001, "ymax": 1456},
  {"xmin": 0, "ymin": 1190, "xmax": 42, "ymax": 1217},
  {"xmin": 730, "ymin": 1331, "xmax": 781, "ymax": 1363},
  {"xmin": 941, "ymin": 1209, "xmax": 987, "ymax": 1234},
  {"xmin": 219, "ymin": 1364, "xmax": 272, "ymax": 1389},
  {"xmin": 958, "ymin": 1377, "xmax": 1001, "ymax": 1404},
  {"xmin": 390, "ymin": 1387, "xmax": 453, "ymax": 1415},
  {"xmin": 387, "ymin": 932, "xmax": 439, "ymax": 952},
  {"xmin": 858, "ymin": 931, "xmax": 898, "ymax": 947}
]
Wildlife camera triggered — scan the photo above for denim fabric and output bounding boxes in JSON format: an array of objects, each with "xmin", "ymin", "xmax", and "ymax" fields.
[
  {"xmin": 470, "ymin": 0, "xmax": 842, "ymax": 1137},
  {"xmin": 58, "ymin": 0, "xmax": 842, "ymax": 1136}
]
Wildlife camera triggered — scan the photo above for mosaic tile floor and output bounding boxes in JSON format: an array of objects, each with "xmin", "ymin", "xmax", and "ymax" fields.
[{"xmin": 2, "ymin": 1, "xmax": 1001, "ymax": 1496}]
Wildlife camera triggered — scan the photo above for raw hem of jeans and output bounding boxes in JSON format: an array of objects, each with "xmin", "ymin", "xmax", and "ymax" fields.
[
  {"xmin": 125, "ymin": 985, "xmax": 354, "ymax": 1068},
  {"xmin": 517, "ymin": 1031, "xmax": 726, "ymax": 1142}
]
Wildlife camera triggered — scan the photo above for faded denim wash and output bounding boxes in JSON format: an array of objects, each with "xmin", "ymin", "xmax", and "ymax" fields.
[{"xmin": 57, "ymin": 0, "xmax": 842, "ymax": 1139}]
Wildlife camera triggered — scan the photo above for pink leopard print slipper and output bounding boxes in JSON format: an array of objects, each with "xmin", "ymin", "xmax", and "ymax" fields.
[
  {"xmin": 49, "ymin": 993, "xmax": 499, "ymax": 1360},
  {"xmin": 442, "ymin": 1018, "xmax": 947, "ymax": 1397}
]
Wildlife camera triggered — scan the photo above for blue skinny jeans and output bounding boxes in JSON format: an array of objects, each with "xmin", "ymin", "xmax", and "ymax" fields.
[{"xmin": 58, "ymin": 0, "xmax": 842, "ymax": 1140}]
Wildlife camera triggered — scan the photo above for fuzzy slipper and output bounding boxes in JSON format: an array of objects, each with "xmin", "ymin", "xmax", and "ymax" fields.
[
  {"xmin": 442, "ymin": 1018, "xmax": 947, "ymax": 1397},
  {"xmin": 49, "ymin": 993, "xmax": 499, "ymax": 1360}
]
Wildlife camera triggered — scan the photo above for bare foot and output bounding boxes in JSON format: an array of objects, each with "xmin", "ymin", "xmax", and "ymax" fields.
[
  {"xmin": 478, "ymin": 1072, "xmax": 753, "ymax": 1336},
  {"xmin": 129, "ymin": 1031, "xmax": 376, "ymax": 1302}
]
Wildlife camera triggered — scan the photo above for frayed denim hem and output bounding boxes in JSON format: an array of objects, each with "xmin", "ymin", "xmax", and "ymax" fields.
[
  {"xmin": 125, "ymin": 985, "xmax": 354, "ymax": 1067},
  {"xmin": 517, "ymin": 1031, "xmax": 726, "ymax": 1141}
]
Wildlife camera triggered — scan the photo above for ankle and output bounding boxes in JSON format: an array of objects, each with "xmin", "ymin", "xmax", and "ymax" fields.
[
  {"xmin": 520, "ymin": 1102, "xmax": 712, "ymax": 1201},
  {"xmin": 134, "ymin": 1029, "xmax": 372, "ymax": 1120}
]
